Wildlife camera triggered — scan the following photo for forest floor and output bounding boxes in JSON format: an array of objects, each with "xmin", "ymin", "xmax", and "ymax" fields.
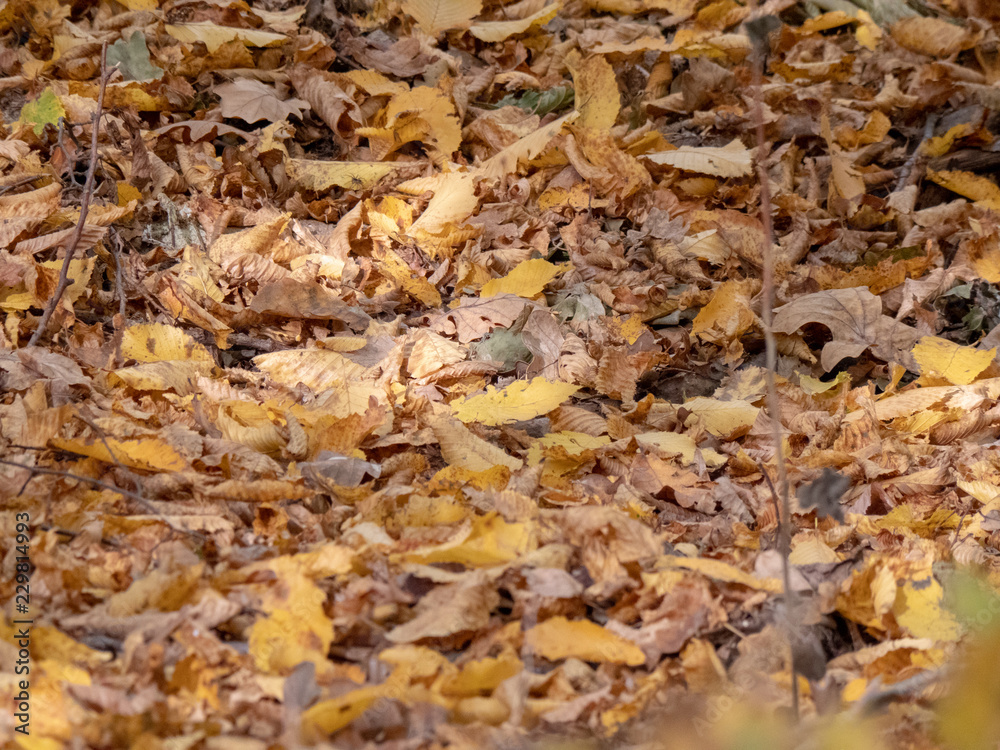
[{"xmin": 3, "ymin": 0, "xmax": 1000, "ymax": 748}]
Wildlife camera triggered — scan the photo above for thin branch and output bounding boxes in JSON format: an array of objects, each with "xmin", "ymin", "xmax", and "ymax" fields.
[
  {"xmin": 0, "ymin": 458, "xmax": 206, "ymax": 541},
  {"xmin": 0, "ymin": 174, "xmax": 45, "ymax": 196},
  {"xmin": 748, "ymin": 20, "xmax": 799, "ymax": 720},
  {"xmin": 109, "ymin": 226, "xmax": 128, "ymax": 319},
  {"xmin": 27, "ymin": 43, "xmax": 111, "ymax": 348}
]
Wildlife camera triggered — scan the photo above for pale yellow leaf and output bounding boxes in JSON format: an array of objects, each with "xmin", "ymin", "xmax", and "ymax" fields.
[
  {"xmin": 403, "ymin": 0, "xmax": 482, "ymax": 35},
  {"xmin": 451, "ymin": 378, "xmax": 580, "ymax": 426},
  {"xmin": 408, "ymin": 330, "xmax": 467, "ymax": 378},
  {"xmin": 633, "ymin": 432, "xmax": 727, "ymax": 468},
  {"xmin": 913, "ymin": 336, "xmax": 995, "ymax": 386},
  {"xmin": 659, "ymin": 556, "xmax": 782, "ymax": 593},
  {"xmin": 165, "ymin": 22, "xmax": 288, "ymax": 53},
  {"xmin": 120, "ymin": 323, "xmax": 215, "ymax": 366},
  {"xmin": 285, "ymin": 159, "xmax": 399, "ymax": 193},
  {"xmin": 469, "ymin": 3, "xmax": 561, "ymax": 42},
  {"xmin": 430, "ymin": 414, "xmax": 524, "ymax": 472},
  {"xmin": 682, "ymin": 397, "xmax": 759, "ymax": 439},
  {"xmin": 480, "ymin": 258, "xmax": 562, "ymax": 299},
  {"xmin": 478, "ymin": 110, "xmax": 578, "ymax": 181},
  {"xmin": 645, "ymin": 139, "xmax": 751, "ymax": 177},
  {"xmin": 403, "ymin": 172, "xmax": 479, "ymax": 236},
  {"xmin": 894, "ymin": 573, "xmax": 962, "ymax": 642},
  {"xmin": 254, "ymin": 349, "xmax": 367, "ymax": 393},
  {"xmin": 572, "ymin": 54, "xmax": 619, "ymax": 131}
]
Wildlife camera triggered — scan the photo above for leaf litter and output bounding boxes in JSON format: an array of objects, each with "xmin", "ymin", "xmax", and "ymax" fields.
[{"xmin": 4, "ymin": 0, "xmax": 1000, "ymax": 748}]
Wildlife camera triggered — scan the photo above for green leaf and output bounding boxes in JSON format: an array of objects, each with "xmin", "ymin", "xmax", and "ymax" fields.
[
  {"xmin": 495, "ymin": 85, "xmax": 574, "ymax": 116},
  {"xmin": 17, "ymin": 88, "xmax": 66, "ymax": 136},
  {"xmin": 107, "ymin": 31, "xmax": 163, "ymax": 82}
]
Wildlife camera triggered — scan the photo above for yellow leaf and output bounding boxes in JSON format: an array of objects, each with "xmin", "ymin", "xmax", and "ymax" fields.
[
  {"xmin": 287, "ymin": 159, "xmax": 399, "ymax": 191},
  {"xmin": 480, "ymin": 258, "xmax": 562, "ymax": 299},
  {"xmin": 922, "ymin": 123, "xmax": 974, "ymax": 159},
  {"xmin": 469, "ymin": 3, "xmax": 561, "ymax": 42},
  {"xmin": 798, "ymin": 371, "xmax": 850, "ymax": 395},
  {"xmin": 788, "ymin": 534, "xmax": 840, "ymax": 565},
  {"xmin": 408, "ymin": 329, "xmax": 467, "ymax": 379},
  {"xmin": 912, "ymin": 336, "xmax": 995, "ymax": 386},
  {"xmin": 646, "ymin": 139, "xmax": 751, "ymax": 177},
  {"xmin": 535, "ymin": 431, "xmax": 610, "ymax": 454},
  {"xmin": 659, "ymin": 556, "xmax": 782, "ymax": 593},
  {"xmin": 404, "ymin": 511, "xmax": 534, "ymax": 566},
  {"xmin": 893, "ymin": 573, "xmax": 962, "ymax": 642},
  {"xmin": 254, "ymin": 349, "xmax": 368, "ymax": 393},
  {"xmin": 633, "ymin": 431, "xmax": 727, "ymax": 468},
  {"xmin": 120, "ymin": 323, "xmax": 215, "ymax": 366},
  {"xmin": 799, "ymin": 10, "xmax": 855, "ymax": 34},
  {"xmin": 373, "ymin": 246, "xmax": 442, "ymax": 307},
  {"xmin": 451, "ymin": 377, "xmax": 580, "ymax": 426},
  {"xmin": 208, "ymin": 214, "xmax": 290, "ymax": 266},
  {"xmin": 437, "ymin": 653, "xmax": 523, "ymax": 696},
  {"xmin": 109, "ymin": 361, "xmax": 208, "ymax": 394},
  {"xmin": 607, "ymin": 314, "xmax": 646, "ymax": 345},
  {"xmin": 525, "ymin": 616, "xmax": 646, "ymax": 665},
  {"xmin": 402, "ymin": 0, "xmax": 482, "ymax": 35},
  {"xmin": 691, "ymin": 279, "xmax": 757, "ymax": 345},
  {"xmin": 682, "ymin": 397, "xmax": 760, "ymax": 439},
  {"xmin": 165, "ymin": 22, "xmax": 288, "ymax": 53},
  {"xmin": 303, "ymin": 684, "xmax": 387, "ymax": 735},
  {"xmin": 927, "ymin": 169, "xmax": 1000, "ymax": 211},
  {"xmin": 50, "ymin": 436, "xmax": 187, "ymax": 473},
  {"xmin": 430, "ymin": 413, "xmax": 524, "ymax": 471},
  {"xmin": 855, "ymin": 10, "xmax": 882, "ymax": 50},
  {"xmin": 401, "ymin": 172, "xmax": 479, "ymax": 238},
  {"xmin": 571, "ymin": 54, "xmax": 619, "ymax": 130},
  {"xmin": 478, "ymin": 110, "xmax": 578, "ymax": 181},
  {"xmin": 375, "ymin": 87, "xmax": 462, "ymax": 159}
]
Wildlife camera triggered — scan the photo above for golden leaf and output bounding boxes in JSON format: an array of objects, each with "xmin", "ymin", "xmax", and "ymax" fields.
[
  {"xmin": 165, "ymin": 22, "xmax": 288, "ymax": 53},
  {"xmin": 912, "ymin": 336, "xmax": 995, "ymax": 386},
  {"xmin": 430, "ymin": 413, "xmax": 524, "ymax": 471},
  {"xmin": 51, "ymin": 436, "xmax": 187, "ymax": 473},
  {"xmin": 120, "ymin": 323, "xmax": 215, "ymax": 366},
  {"xmin": 480, "ymin": 258, "xmax": 562, "ymax": 299},
  {"xmin": 451, "ymin": 377, "xmax": 580, "ymax": 426},
  {"xmin": 927, "ymin": 169, "xmax": 1000, "ymax": 210},
  {"xmin": 469, "ymin": 3, "xmax": 560, "ymax": 42},
  {"xmin": 287, "ymin": 159, "xmax": 399, "ymax": 191},
  {"xmin": 525, "ymin": 616, "xmax": 646, "ymax": 665},
  {"xmin": 571, "ymin": 53, "xmax": 619, "ymax": 131}
]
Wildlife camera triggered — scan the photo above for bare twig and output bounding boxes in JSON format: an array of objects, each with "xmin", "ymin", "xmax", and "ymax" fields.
[
  {"xmin": 0, "ymin": 174, "xmax": 45, "ymax": 196},
  {"xmin": 895, "ymin": 112, "xmax": 938, "ymax": 192},
  {"xmin": 27, "ymin": 43, "xmax": 111, "ymax": 348},
  {"xmin": 109, "ymin": 227, "xmax": 128, "ymax": 319},
  {"xmin": 747, "ymin": 17, "xmax": 799, "ymax": 719},
  {"xmin": 0, "ymin": 458, "xmax": 204, "ymax": 541}
]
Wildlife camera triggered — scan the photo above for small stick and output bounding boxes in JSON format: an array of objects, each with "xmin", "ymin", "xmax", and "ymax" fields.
[
  {"xmin": 0, "ymin": 459, "xmax": 205, "ymax": 541},
  {"xmin": 109, "ymin": 227, "xmax": 128, "ymax": 319},
  {"xmin": 27, "ymin": 43, "xmax": 111, "ymax": 348},
  {"xmin": 747, "ymin": 15, "xmax": 799, "ymax": 720},
  {"xmin": 0, "ymin": 174, "xmax": 45, "ymax": 196}
]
